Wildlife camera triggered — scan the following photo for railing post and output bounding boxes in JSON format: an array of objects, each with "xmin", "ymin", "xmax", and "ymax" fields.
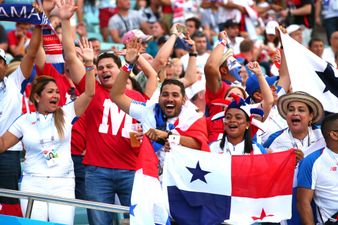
[{"xmin": 24, "ymin": 198, "xmax": 34, "ymax": 218}]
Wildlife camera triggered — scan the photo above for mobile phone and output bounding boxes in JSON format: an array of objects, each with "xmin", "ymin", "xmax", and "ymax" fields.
[
  {"xmin": 175, "ymin": 37, "xmax": 193, "ymax": 51},
  {"xmin": 176, "ymin": 24, "xmax": 188, "ymax": 36}
]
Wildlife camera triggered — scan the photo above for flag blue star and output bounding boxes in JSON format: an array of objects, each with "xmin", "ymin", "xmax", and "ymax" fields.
[
  {"xmin": 186, "ymin": 161, "xmax": 210, "ymax": 183},
  {"xmin": 129, "ymin": 204, "xmax": 137, "ymax": 216},
  {"xmin": 316, "ymin": 63, "xmax": 338, "ymax": 97}
]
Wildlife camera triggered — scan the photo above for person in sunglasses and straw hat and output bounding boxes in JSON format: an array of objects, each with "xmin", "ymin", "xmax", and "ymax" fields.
[{"xmin": 263, "ymin": 91, "xmax": 325, "ymax": 225}]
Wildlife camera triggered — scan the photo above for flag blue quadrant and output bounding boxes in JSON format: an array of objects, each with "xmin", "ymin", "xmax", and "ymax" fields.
[{"xmin": 167, "ymin": 186, "xmax": 231, "ymax": 225}]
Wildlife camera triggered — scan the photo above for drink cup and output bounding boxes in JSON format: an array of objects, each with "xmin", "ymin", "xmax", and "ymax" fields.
[{"xmin": 129, "ymin": 123, "xmax": 141, "ymax": 148}]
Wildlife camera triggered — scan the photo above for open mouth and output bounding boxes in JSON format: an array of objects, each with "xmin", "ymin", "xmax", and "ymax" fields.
[
  {"xmin": 228, "ymin": 124, "xmax": 238, "ymax": 131},
  {"xmin": 291, "ymin": 118, "xmax": 301, "ymax": 125},
  {"xmin": 165, "ymin": 104, "xmax": 175, "ymax": 113},
  {"xmin": 49, "ymin": 99, "xmax": 58, "ymax": 105},
  {"xmin": 102, "ymin": 74, "xmax": 111, "ymax": 81}
]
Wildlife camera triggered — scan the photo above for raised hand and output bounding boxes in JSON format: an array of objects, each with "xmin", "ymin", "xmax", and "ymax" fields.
[
  {"xmin": 125, "ymin": 38, "xmax": 142, "ymax": 64},
  {"xmin": 247, "ymin": 61, "xmax": 263, "ymax": 76},
  {"xmin": 55, "ymin": 0, "xmax": 78, "ymax": 20},
  {"xmin": 218, "ymin": 31, "xmax": 229, "ymax": 44},
  {"xmin": 185, "ymin": 33, "xmax": 197, "ymax": 53},
  {"xmin": 170, "ymin": 23, "xmax": 184, "ymax": 37},
  {"xmin": 77, "ymin": 37, "xmax": 94, "ymax": 65}
]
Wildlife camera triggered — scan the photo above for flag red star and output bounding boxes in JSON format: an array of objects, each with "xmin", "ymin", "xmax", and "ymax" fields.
[{"xmin": 252, "ymin": 209, "xmax": 274, "ymax": 221}]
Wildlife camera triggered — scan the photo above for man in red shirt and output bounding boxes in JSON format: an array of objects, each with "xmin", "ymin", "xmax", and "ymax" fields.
[{"xmin": 7, "ymin": 22, "xmax": 32, "ymax": 57}]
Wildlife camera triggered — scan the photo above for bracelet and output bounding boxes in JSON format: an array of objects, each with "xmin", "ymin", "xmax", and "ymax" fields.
[
  {"xmin": 85, "ymin": 65, "xmax": 95, "ymax": 72},
  {"xmin": 219, "ymin": 40, "xmax": 227, "ymax": 47},
  {"xmin": 168, "ymin": 134, "xmax": 180, "ymax": 145},
  {"xmin": 121, "ymin": 63, "xmax": 134, "ymax": 73},
  {"xmin": 166, "ymin": 130, "xmax": 173, "ymax": 139},
  {"xmin": 189, "ymin": 52, "xmax": 198, "ymax": 57},
  {"xmin": 171, "ymin": 33, "xmax": 179, "ymax": 37}
]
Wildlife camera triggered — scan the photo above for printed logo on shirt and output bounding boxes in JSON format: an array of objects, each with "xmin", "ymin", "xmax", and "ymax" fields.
[{"xmin": 330, "ymin": 166, "xmax": 337, "ymax": 171}]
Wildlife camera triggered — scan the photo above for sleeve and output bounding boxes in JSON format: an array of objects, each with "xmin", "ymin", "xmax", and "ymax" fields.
[
  {"xmin": 108, "ymin": 16, "xmax": 120, "ymax": 30},
  {"xmin": 129, "ymin": 100, "xmax": 147, "ymax": 123},
  {"xmin": 63, "ymin": 102, "xmax": 77, "ymax": 123},
  {"xmin": 297, "ymin": 150, "xmax": 321, "ymax": 190},
  {"xmin": 8, "ymin": 116, "xmax": 24, "ymax": 139},
  {"xmin": 8, "ymin": 65, "xmax": 26, "ymax": 88},
  {"xmin": 36, "ymin": 63, "xmax": 55, "ymax": 77}
]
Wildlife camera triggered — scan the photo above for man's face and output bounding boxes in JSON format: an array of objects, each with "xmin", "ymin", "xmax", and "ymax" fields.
[
  {"xmin": 194, "ymin": 36, "xmax": 207, "ymax": 55},
  {"xmin": 159, "ymin": 84, "xmax": 185, "ymax": 118},
  {"xmin": 290, "ymin": 30, "xmax": 303, "ymax": 44},
  {"xmin": 90, "ymin": 40, "xmax": 101, "ymax": 57},
  {"xmin": 330, "ymin": 31, "xmax": 338, "ymax": 52},
  {"xmin": 309, "ymin": 40, "xmax": 324, "ymax": 58},
  {"xmin": 225, "ymin": 26, "xmax": 239, "ymax": 39},
  {"xmin": 97, "ymin": 57, "xmax": 120, "ymax": 89},
  {"xmin": 117, "ymin": 0, "xmax": 131, "ymax": 10},
  {"xmin": 185, "ymin": 21, "xmax": 197, "ymax": 36}
]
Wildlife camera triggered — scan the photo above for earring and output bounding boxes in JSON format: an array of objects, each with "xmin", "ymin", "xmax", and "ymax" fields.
[{"xmin": 308, "ymin": 120, "xmax": 312, "ymax": 126}]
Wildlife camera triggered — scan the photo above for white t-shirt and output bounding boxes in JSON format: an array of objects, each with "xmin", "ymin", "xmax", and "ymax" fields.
[
  {"xmin": 298, "ymin": 147, "xmax": 338, "ymax": 223},
  {"xmin": 210, "ymin": 139, "xmax": 265, "ymax": 155},
  {"xmin": 0, "ymin": 66, "xmax": 25, "ymax": 151},
  {"xmin": 8, "ymin": 103, "xmax": 76, "ymax": 177}
]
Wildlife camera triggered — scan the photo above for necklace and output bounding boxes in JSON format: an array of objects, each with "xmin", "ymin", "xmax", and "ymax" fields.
[{"xmin": 288, "ymin": 127, "xmax": 311, "ymax": 149}]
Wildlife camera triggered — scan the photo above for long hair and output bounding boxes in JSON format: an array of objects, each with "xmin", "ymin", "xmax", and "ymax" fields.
[
  {"xmin": 219, "ymin": 110, "xmax": 253, "ymax": 154},
  {"xmin": 29, "ymin": 76, "xmax": 65, "ymax": 139}
]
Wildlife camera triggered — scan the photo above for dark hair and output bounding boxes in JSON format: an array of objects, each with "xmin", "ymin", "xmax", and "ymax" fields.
[
  {"xmin": 219, "ymin": 109, "xmax": 253, "ymax": 154},
  {"xmin": 224, "ymin": 86, "xmax": 248, "ymax": 99},
  {"xmin": 97, "ymin": 51, "xmax": 122, "ymax": 68},
  {"xmin": 308, "ymin": 37, "xmax": 324, "ymax": 48},
  {"xmin": 128, "ymin": 76, "xmax": 143, "ymax": 94},
  {"xmin": 321, "ymin": 113, "xmax": 338, "ymax": 141},
  {"xmin": 185, "ymin": 17, "xmax": 201, "ymax": 30},
  {"xmin": 160, "ymin": 79, "xmax": 185, "ymax": 97},
  {"xmin": 191, "ymin": 31, "xmax": 207, "ymax": 40},
  {"xmin": 29, "ymin": 76, "xmax": 65, "ymax": 139},
  {"xmin": 88, "ymin": 37, "xmax": 99, "ymax": 42}
]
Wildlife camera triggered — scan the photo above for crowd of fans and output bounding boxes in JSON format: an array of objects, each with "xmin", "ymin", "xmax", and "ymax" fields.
[{"xmin": 0, "ymin": 0, "xmax": 337, "ymax": 225}]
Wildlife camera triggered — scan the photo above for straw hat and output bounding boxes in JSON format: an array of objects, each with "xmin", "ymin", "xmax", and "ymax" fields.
[{"xmin": 277, "ymin": 91, "xmax": 324, "ymax": 124}]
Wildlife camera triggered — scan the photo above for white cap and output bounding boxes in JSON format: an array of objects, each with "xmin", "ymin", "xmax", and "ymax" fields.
[
  {"xmin": 265, "ymin": 21, "xmax": 279, "ymax": 35},
  {"xmin": 185, "ymin": 80, "xmax": 206, "ymax": 99},
  {"xmin": 0, "ymin": 48, "xmax": 6, "ymax": 63},
  {"xmin": 286, "ymin": 24, "xmax": 303, "ymax": 34}
]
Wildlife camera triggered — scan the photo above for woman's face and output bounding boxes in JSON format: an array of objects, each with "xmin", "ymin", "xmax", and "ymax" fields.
[
  {"xmin": 224, "ymin": 108, "xmax": 249, "ymax": 140},
  {"xmin": 286, "ymin": 101, "xmax": 313, "ymax": 134},
  {"xmin": 35, "ymin": 81, "xmax": 60, "ymax": 114},
  {"xmin": 225, "ymin": 88, "xmax": 245, "ymax": 101},
  {"xmin": 126, "ymin": 78, "xmax": 133, "ymax": 90}
]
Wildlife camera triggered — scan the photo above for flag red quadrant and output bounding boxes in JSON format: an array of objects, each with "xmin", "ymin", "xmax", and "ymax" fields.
[{"xmin": 231, "ymin": 150, "xmax": 295, "ymax": 198}]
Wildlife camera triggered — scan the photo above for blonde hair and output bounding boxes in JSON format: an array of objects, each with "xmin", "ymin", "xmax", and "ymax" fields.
[{"xmin": 29, "ymin": 76, "xmax": 65, "ymax": 139}]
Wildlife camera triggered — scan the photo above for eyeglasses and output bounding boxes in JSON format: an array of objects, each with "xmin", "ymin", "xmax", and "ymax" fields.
[
  {"xmin": 97, "ymin": 50, "xmax": 116, "ymax": 58},
  {"xmin": 68, "ymin": 87, "xmax": 77, "ymax": 101}
]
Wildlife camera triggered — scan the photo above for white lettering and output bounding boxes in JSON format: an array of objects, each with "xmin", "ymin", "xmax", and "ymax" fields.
[
  {"xmin": 11, "ymin": 6, "xmax": 26, "ymax": 18},
  {"xmin": 0, "ymin": 7, "xmax": 9, "ymax": 17},
  {"xmin": 98, "ymin": 99, "xmax": 132, "ymax": 138},
  {"xmin": 27, "ymin": 8, "xmax": 41, "ymax": 20}
]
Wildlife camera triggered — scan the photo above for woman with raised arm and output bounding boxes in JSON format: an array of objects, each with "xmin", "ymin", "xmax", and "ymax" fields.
[{"xmin": 0, "ymin": 38, "xmax": 95, "ymax": 225}]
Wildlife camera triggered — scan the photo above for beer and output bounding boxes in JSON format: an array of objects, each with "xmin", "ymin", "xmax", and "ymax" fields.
[{"xmin": 130, "ymin": 123, "xmax": 141, "ymax": 148}]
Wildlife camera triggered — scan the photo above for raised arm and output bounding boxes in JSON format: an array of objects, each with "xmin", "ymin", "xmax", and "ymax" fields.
[
  {"xmin": 179, "ymin": 35, "xmax": 198, "ymax": 87},
  {"xmin": 73, "ymin": 38, "xmax": 95, "ymax": 116},
  {"xmin": 276, "ymin": 28, "xmax": 291, "ymax": 92},
  {"xmin": 56, "ymin": 0, "xmax": 85, "ymax": 84},
  {"xmin": 0, "ymin": 132, "xmax": 20, "ymax": 154},
  {"xmin": 110, "ymin": 39, "xmax": 142, "ymax": 114},
  {"xmin": 151, "ymin": 24, "xmax": 182, "ymax": 73},
  {"xmin": 20, "ymin": 25, "xmax": 42, "ymax": 78},
  {"xmin": 137, "ymin": 54, "xmax": 158, "ymax": 98},
  {"xmin": 247, "ymin": 61, "xmax": 274, "ymax": 121},
  {"xmin": 204, "ymin": 31, "xmax": 228, "ymax": 93}
]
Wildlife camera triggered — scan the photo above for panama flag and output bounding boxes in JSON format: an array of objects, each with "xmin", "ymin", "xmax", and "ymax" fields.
[
  {"xmin": 162, "ymin": 145, "xmax": 295, "ymax": 225},
  {"xmin": 280, "ymin": 29, "xmax": 338, "ymax": 113},
  {"xmin": 130, "ymin": 137, "xmax": 171, "ymax": 225}
]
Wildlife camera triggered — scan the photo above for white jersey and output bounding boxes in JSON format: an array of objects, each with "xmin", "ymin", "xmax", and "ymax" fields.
[
  {"xmin": 0, "ymin": 66, "xmax": 25, "ymax": 151},
  {"xmin": 8, "ymin": 103, "xmax": 76, "ymax": 177}
]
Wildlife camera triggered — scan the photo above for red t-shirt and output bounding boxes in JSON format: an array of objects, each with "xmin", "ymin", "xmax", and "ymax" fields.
[
  {"xmin": 205, "ymin": 82, "xmax": 230, "ymax": 143},
  {"xmin": 77, "ymin": 77, "xmax": 146, "ymax": 170},
  {"xmin": 71, "ymin": 114, "xmax": 87, "ymax": 156},
  {"xmin": 7, "ymin": 29, "xmax": 32, "ymax": 47},
  {"xmin": 36, "ymin": 63, "xmax": 79, "ymax": 106}
]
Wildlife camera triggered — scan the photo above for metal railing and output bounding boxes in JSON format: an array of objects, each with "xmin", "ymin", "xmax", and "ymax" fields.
[{"xmin": 0, "ymin": 188, "xmax": 129, "ymax": 218}]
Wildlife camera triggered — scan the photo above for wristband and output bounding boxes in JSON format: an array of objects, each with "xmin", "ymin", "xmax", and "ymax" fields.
[
  {"xmin": 189, "ymin": 52, "xmax": 198, "ymax": 57},
  {"xmin": 121, "ymin": 63, "xmax": 134, "ymax": 73},
  {"xmin": 219, "ymin": 40, "xmax": 227, "ymax": 47},
  {"xmin": 85, "ymin": 65, "xmax": 95, "ymax": 72},
  {"xmin": 168, "ymin": 135, "xmax": 180, "ymax": 145}
]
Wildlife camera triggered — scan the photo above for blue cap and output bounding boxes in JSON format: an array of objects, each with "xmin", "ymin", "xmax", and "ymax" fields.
[{"xmin": 245, "ymin": 75, "xmax": 278, "ymax": 97}]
